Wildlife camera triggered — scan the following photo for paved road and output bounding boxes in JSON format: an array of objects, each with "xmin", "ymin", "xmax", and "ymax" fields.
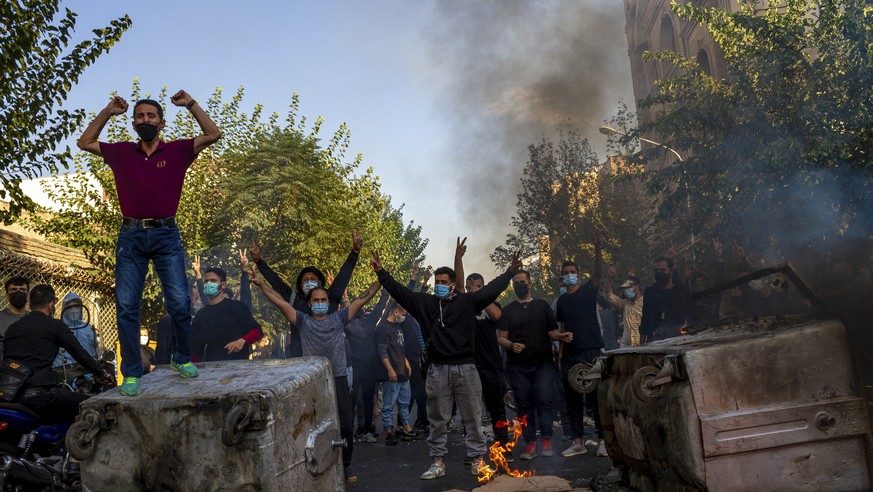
[{"xmin": 348, "ymin": 422, "xmax": 612, "ymax": 491}]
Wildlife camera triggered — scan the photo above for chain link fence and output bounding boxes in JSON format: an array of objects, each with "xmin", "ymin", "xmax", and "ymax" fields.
[{"xmin": 0, "ymin": 249, "xmax": 117, "ymax": 351}]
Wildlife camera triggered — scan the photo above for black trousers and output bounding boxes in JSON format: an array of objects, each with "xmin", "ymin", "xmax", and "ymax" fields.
[
  {"xmin": 407, "ymin": 359, "xmax": 429, "ymax": 427},
  {"xmin": 335, "ymin": 376, "xmax": 354, "ymax": 467},
  {"xmin": 19, "ymin": 387, "xmax": 88, "ymax": 423},
  {"xmin": 477, "ymin": 367, "xmax": 509, "ymax": 444},
  {"xmin": 352, "ymin": 365, "xmax": 377, "ymax": 433},
  {"xmin": 506, "ymin": 361, "xmax": 555, "ymax": 442},
  {"xmin": 561, "ymin": 349, "xmax": 603, "ymax": 440}
]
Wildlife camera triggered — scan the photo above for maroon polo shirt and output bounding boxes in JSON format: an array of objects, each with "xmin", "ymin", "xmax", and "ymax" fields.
[{"xmin": 99, "ymin": 139, "xmax": 196, "ymax": 219}]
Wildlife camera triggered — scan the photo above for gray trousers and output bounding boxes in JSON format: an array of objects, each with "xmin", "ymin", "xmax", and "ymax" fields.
[{"xmin": 425, "ymin": 363, "xmax": 487, "ymax": 458}]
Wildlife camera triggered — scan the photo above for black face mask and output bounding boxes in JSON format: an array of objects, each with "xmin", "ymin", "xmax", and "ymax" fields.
[
  {"xmin": 654, "ymin": 271, "xmax": 671, "ymax": 287},
  {"xmin": 134, "ymin": 123, "xmax": 159, "ymax": 142},
  {"xmin": 513, "ymin": 282, "xmax": 529, "ymax": 299},
  {"xmin": 8, "ymin": 291, "xmax": 27, "ymax": 309}
]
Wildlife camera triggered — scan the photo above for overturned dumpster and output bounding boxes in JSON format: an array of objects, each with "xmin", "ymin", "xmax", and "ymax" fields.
[
  {"xmin": 70, "ymin": 358, "xmax": 345, "ymax": 491},
  {"xmin": 573, "ymin": 264, "xmax": 873, "ymax": 491}
]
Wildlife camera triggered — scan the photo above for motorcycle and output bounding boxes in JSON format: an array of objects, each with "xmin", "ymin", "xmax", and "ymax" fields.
[{"xmin": 0, "ymin": 350, "xmax": 116, "ymax": 491}]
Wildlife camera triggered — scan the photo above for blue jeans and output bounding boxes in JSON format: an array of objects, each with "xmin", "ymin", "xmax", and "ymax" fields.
[
  {"xmin": 381, "ymin": 380, "xmax": 411, "ymax": 430},
  {"xmin": 116, "ymin": 225, "xmax": 192, "ymax": 378}
]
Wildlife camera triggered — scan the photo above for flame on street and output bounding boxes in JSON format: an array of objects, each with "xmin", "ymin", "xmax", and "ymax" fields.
[{"xmin": 476, "ymin": 415, "xmax": 536, "ymax": 483}]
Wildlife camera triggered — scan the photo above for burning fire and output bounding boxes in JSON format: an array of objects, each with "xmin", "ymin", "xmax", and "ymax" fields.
[{"xmin": 476, "ymin": 415, "xmax": 536, "ymax": 483}]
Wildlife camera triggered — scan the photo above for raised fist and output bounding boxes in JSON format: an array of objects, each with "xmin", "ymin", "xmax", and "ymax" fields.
[
  {"xmin": 171, "ymin": 90, "xmax": 193, "ymax": 107},
  {"xmin": 105, "ymin": 96, "xmax": 128, "ymax": 115}
]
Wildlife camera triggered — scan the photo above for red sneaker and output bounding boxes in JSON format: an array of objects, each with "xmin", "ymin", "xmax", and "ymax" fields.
[
  {"xmin": 520, "ymin": 441, "xmax": 538, "ymax": 460},
  {"xmin": 541, "ymin": 437, "xmax": 553, "ymax": 456}
]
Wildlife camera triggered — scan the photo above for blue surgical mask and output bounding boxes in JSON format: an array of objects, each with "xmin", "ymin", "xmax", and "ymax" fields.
[
  {"xmin": 203, "ymin": 281, "xmax": 221, "ymax": 298},
  {"xmin": 623, "ymin": 287, "xmax": 636, "ymax": 299},
  {"xmin": 302, "ymin": 280, "xmax": 319, "ymax": 295},
  {"xmin": 559, "ymin": 286, "xmax": 567, "ymax": 296},
  {"xmin": 564, "ymin": 273, "xmax": 578, "ymax": 286},
  {"xmin": 311, "ymin": 302, "xmax": 329, "ymax": 316},
  {"xmin": 434, "ymin": 284, "xmax": 451, "ymax": 299}
]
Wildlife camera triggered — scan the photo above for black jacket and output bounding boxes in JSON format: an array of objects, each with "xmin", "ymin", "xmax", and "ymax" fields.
[{"xmin": 377, "ymin": 268, "xmax": 514, "ymax": 365}]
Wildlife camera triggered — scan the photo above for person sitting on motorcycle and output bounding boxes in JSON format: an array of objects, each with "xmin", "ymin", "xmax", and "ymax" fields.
[
  {"xmin": 3, "ymin": 284, "xmax": 113, "ymax": 423},
  {"xmin": 52, "ymin": 293, "xmax": 100, "ymax": 368}
]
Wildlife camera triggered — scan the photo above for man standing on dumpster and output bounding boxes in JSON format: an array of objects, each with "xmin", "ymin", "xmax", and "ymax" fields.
[{"xmin": 78, "ymin": 91, "xmax": 222, "ymax": 396}]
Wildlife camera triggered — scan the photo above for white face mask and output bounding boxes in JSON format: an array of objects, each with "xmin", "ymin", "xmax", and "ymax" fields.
[{"xmin": 140, "ymin": 336, "xmax": 149, "ymax": 345}]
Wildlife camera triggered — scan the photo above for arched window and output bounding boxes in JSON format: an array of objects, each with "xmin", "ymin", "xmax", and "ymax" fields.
[
  {"xmin": 659, "ymin": 15, "xmax": 676, "ymax": 52},
  {"xmin": 697, "ymin": 49, "xmax": 712, "ymax": 75}
]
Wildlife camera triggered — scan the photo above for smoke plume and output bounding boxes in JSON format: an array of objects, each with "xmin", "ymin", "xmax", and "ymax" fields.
[{"xmin": 421, "ymin": 0, "xmax": 633, "ymax": 274}]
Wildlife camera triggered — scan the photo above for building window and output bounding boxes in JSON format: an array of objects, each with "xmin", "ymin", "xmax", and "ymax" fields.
[
  {"xmin": 660, "ymin": 15, "xmax": 677, "ymax": 52},
  {"xmin": 697, "ymin": 49, "xmax": 712, "ymax": 75}
]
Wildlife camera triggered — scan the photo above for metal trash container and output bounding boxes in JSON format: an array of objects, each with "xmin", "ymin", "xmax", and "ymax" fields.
[
  {"xmin": 72, "ymin": 357, "xmax": 345, "ymax": 491},
  {"xmin": 587, "ymin": 317, "xmax": 872, "ymax": 491}
]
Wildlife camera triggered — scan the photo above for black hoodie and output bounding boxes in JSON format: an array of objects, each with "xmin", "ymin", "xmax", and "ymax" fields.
[{"xmin": 377, "ymin": 268, "xmax": 514, "ymax": 365}]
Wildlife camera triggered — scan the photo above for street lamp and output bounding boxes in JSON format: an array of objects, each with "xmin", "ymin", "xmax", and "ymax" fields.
[
  {"xmin": 598, "ymin": 125, "xmax": 683, "ymax": 162},
  {"xmin": 598, "ymin": 125, "xmax": 696, "ymax": 263}
]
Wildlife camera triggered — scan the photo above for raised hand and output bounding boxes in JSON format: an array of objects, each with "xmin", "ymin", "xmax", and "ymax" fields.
[
  {"xmin": 238, "ymin": 248, "xmax": 249, "ymax": 270},
  {"xmin": 606, "ymin": 265, "xmax": 617, "ymax": 279},
  {"xmin": 423, "ymin": 267, "xmax": 433, "ymax": 283},
  {"xmin": 730, "ymin": 239, "xmax": 745, "ymax": 259},
  {"xmin": 192, "ymin": 255, "xmax": 202, "ymax": 278},
  {"xmin": 170, "ymin": 90, "xmax": 193, "ymax": 107},
  {"xmin": 508, "ymin": 251, "xmax": 523, "ymax": 273},
  {"xmin": 666, "ymin": 242, "xmax": 677, "ymax": 259},
  {"xmin": 250, "ymin": 240, "xmax": 263, "ymax": 262},
  {"xmin": 249, "ymin": 265, "xmax": 264, "ymax": 286},
  {"xmin": 326, "ymin": 269, "xmax": 336, "ymax": 286},
  {"xmin": 371, "ymin": 251, "xmax": 384, "ymax": 272},
  {"xmin": 352, "ymin": 230, "xmax": 363, "ymax": 254},
  {"xmin": 712, "ymin": 238, "xmax": 724, "ymax": 257},
  {"xmin": 411, "ymin": 259, "xmax": 421, "ymax": 280},
  {"xmin": 105, "ymin": 96, "xmax": 128, "ymax": 115},
  {"xmin": 455, "ymin": 237, "xmax": 467, "ymax": 258}
]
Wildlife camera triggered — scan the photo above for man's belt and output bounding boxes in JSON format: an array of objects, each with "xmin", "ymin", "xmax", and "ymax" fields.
[{"xmin": 122, "ymin": 217, "xmax": 177, "ymax": 228}]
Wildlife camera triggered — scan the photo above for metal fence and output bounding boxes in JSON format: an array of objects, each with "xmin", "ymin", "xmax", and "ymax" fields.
[{"xmin": 0, "ymin": 249, "xmax": 117, "ymax": 351}]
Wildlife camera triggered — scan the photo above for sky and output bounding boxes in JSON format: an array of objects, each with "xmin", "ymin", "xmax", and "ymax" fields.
[{"xmin": 55, "ymin": 0, "xmax": 634, "ymax": 277}]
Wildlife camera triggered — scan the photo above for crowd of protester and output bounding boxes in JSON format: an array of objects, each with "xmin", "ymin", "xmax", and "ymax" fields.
[{"xmin": 0, "ymin": 93, "xmax": 815, "ymax": 485}]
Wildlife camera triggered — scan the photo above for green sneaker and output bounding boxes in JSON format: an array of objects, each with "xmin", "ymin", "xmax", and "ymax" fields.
[
  {"xmin": 171, "ymin": 357, "xmax": 199, "ymax": 378},
  {"xmin": 119, "ymin": 377, "xmax": 141, "ymax": 396}
]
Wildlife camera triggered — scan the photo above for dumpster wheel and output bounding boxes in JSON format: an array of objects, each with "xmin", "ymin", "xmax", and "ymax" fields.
[
  {"xmin": 222, "ymin": 401, "xmax": 254, "ymax": 446},
  {"xmin": 568, "ymin": 362, "xmax": 598, "ymax": 394},
  {"xmin": 67, "ymin": 410, "xmax": 100, "ymax": 460},
  {"xmin": 632, "ymin": 366, "xmax": 663, "ymax": 402}
]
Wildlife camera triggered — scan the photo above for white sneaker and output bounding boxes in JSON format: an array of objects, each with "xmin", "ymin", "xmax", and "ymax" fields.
[
  {"xmin": 596, "ymin": 440, "xmax": 609, "ymax": 457},
  {"xmin": 584, "ymin": 439, "xmax": 599, "ymax": 447},
  {"xmin": 561, "ymin": 443, "xmax": 587, "ymax": 457},
  {"xmin": 421, "ymin": 461, "xmax": 446, "ymax": 480},
  {"xmin": 361, "ymin": 432, "xmax": 377, "ymax": 443}
]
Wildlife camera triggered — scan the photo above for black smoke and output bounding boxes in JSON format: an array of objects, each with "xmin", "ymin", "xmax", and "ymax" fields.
[{"xmin": 421, "ymin": 0, "xmax": 633, "ymax": 273}]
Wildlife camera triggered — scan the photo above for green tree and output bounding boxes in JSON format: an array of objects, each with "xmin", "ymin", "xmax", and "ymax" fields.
[
  {"xmin": 1, "ymin": 1, "xmax": 130, "ymax": 222},
  {"xmin": 492, "ymin": 129, "xmax": 647, "ymax": 299},
  {"xmin": 633, "ymin": 0, "xmax": 873, "ymax": 254},
  {"xmin": 28, "ymin": 83, "xmax": 427, "ymax": 330}
]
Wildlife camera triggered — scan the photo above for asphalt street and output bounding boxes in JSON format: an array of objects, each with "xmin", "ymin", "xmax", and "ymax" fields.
[{"xmin": 348, "ymin": 418, "xmax": 612, "ymax": 492}]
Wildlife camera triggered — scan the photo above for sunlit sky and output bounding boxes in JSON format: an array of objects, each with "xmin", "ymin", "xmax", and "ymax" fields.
[{"xmin": 49, "ymin": 0, "xmax": 634, "ymax": 277}]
